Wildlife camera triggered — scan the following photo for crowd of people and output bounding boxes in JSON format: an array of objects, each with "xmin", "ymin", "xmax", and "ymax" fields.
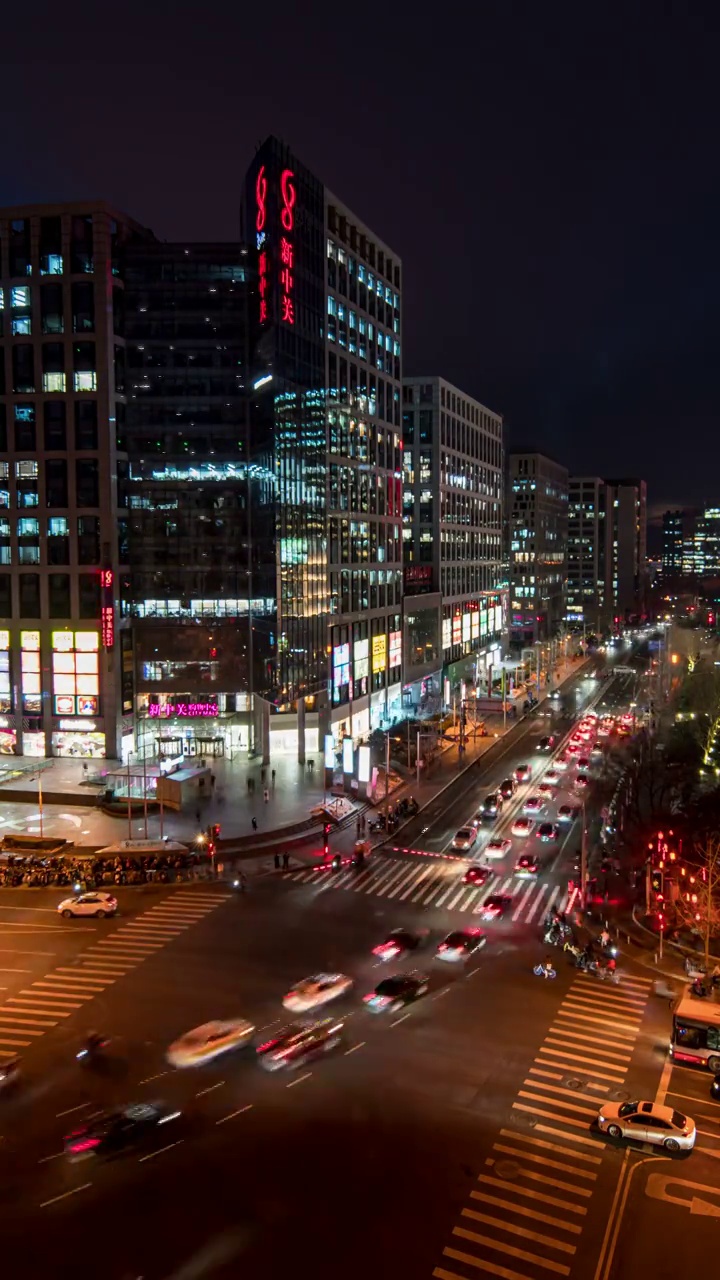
[{"xmin": 0, "ymin": 850, "xmax": 212, "ymax": 889}]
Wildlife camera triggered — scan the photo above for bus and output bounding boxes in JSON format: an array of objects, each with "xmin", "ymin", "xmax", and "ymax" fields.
[{"xmin": 670, "ymin": 985, "xmax": 720, "ymax": 1072}]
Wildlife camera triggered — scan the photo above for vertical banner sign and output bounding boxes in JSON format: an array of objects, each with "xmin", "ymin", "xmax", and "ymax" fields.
[
  {"xmin": 256, "ymin": 165, "xmax": 269, "ymax": 324},
  {"xmin": 100, "ymin": 568, "xmax": 114, "ymax": 649},
  {"xmin": 279, "ymin": 168, "xmax": 296, "ymax": 326}
]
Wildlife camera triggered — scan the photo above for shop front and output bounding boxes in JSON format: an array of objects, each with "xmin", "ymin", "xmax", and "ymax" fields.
[{"xmin": 135, "ymin": 694, "xmax": 251, "ymax": 759}]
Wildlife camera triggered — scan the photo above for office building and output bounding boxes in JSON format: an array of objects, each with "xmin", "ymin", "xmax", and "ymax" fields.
[
  {"xmin": 124, "ymin": 241, "xmax": 257, "ymax": 761},
  {"xmin": 662, "ymin": 509, "xmax": 687, "ymax": 577},
  {"xmin": 606, "ymin": 478, "xmax": 647, "ymax": 619},
  {"xmin": 509, "ymin": 452, "xmax": 568, "ymax": 647},
  {"xmin": 243, "ymin": 136, "xmax": 403, "ymax": 752},
  {"xmin": 566, "ymin": 476, "xmax": 610, "ymax": 635},
  {"xmin": 0, "ymin": 201, "xmax": 150, "ymax": 760},
  {"xmin": 694, "ymin": 508, "xmax": 720, "ymax": 577},
  {"xmin": 402, "ymin": 376, "xmax": 506, "ymax": 705}
]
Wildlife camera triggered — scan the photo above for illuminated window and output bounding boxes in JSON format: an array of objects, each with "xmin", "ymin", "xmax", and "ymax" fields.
[
  {"xmin": 21, "ymin": 631, "xmax": 40, "ymax": 651},
  {"xmin": 0, "ymin": 631, "xmax": 9, "ymax": 650},
  {"xmin": 12, "ymin": 317, "xmax": 31, "ymax": 336},
  {"xmin": 52, "ymin": 630, "xmax": 74, "ymax": 651},
  {"xmin": 16, "ymin": 461, "xmax": 38, "ymax": 479},
  {"xmin": 75, "ymin": 631, "xmax": 99, "ymax": 651},
  {"xmin": 11, "ymin": 287, "xmax": 30, "ymax": 309},
  {"xmin": 74, "ymin": 372, "xmax": 97, "ymax": 392},
  {"xmin": 43, "ymin": 372, "xmax": 66, "ymax": 393}
]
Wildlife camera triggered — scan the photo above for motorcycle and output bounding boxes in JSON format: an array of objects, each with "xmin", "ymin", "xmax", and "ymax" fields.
[
  {"xmin": 533, "ymin": 964, "xmax": 556, "ymax": 980},
  {"xmin": 76, "ymin": 1036, "xmax": 109, "ymax": 1064}
]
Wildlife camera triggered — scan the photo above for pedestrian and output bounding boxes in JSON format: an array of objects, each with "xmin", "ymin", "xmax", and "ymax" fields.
[
  {"xmin": 263, "ymin": 787, "xmax": 270, "ymax": 804},
  {"xmin": 210, "ymin": 773, "xmax": 216, "ymax": 790},
  {"xmin": 261, "ymin": 767, "xmax": 266, "ymax": 783},
  {"xmin": 199, "ymin": 777, "xmax": 205, "ymax": 794},
  {"xmin": 356, "ymin": 818, "xmax": 361, "ymax": 838},
  {"xmin": 271, "ymin": 769, "xmax": 276, "ymax": 786},
  {"xmin": 274, "ymin": 853, "xmax": 280, "ymax": 870},
  {"xmin": 282, "ymin": 851, "xmax": 290, "ymax": 870},
  {"xmin": 249, "ymin": 776, "xmax": 255, "ymax": 794},
  {"xmin": 251, "ymin": 817, "xmax": 258, "ymax": 832},
  {"xmin": 247, "ymin": 777, "xmax": 252, "ymax": 793}
]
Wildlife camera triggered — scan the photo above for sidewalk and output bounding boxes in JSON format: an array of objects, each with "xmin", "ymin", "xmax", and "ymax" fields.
[{"xmin": 0, "ymin": 651, "xmax": 588, "ymax": 851}]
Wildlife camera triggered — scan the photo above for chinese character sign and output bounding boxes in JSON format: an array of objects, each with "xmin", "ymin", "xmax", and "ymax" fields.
[
  {"xmin": 101, "ymin": 606, "xmax": 114, "ymax": 650},
  {"xmin": 147, "ymin": 703, "xmax": 219, "ymax": 718},
  {"xmin": 279, "ymin": 168, "xmax": 296, "ymax": 327},
  {"xmin": 256, "ymin": 165, "xmax": 269, "ymax": 325}
]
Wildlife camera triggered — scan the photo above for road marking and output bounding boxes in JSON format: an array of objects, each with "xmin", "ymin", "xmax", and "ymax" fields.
[
  {"xmin": 40, "ymin": 1183, "xmax": 92, "ymax": 1208},
  {"xmin": 56, "ymin": 1103, "xmax": 92, "ymax": 1118},
  {"xmin": 195, "ymin": 1081, "xmax": 225, "ymax": 1097},
  {"xmin": 138, "ymin": 1071, "xmax": 167, "ymax": 1085},
  {"xmin": 654, "ymin": 1056, "xmax": 674, "ymax": 1108},
  {"xmin": 556, "ymin": 1009, "xmax": 636, "ymax": 1037},
  {"xmin": 645, "ymin": 1171, "xmax": 720, "ymax": 1216},
  {"xmin": 518, "ymin": 1089, "xmax": 597, "ymax": 1118},
  {"xmin": 449, "ymin": 1231, "xmax": 571, "ymax": 1275},
  {"xmin": 38, "ymin": 1151, "xmax": 64, "ymax": 1164},
  {"xmin": 390, "ymin": 1012, "xmax": 411, "ymax": 1027},
  {"xmin": 0, "ymin": 949, "xmax": 55, "ymax": 955},
  {"xmin": 532, "ymin": 1122, "xmax": 605, "ymax": 1149},
  {"xmin": 216, "ymin": 1104, "xmax": 253, "ymax": 1124},
  {"xmin": 3, "ymin": 1002, "xmax": 73, "ymax": 1017},
  {"xmin": 0, "ymin": 1014, "xmax": 56, "ymax": 1027},
  {"xmin": 493, "ymin": 1142, "xmax": 597, "ymax": 1180},
  {"xmin": 512, "ymin": 883, "xmax": 536, "ymax": 922},
  {"xmin": 522, "ymin": 1079, "xmax": 608, "ymax": 1108},
  {"xmin": 138, "ymin": 1140, "xmax": 183, "ymax": 1163},
  {"xmin": 344, "ymin": 1042, "xmax": 365, "ymax": 1055},
  {"xmin": 476, "ymin": 1174, "xmax": 588, "ymax": 1214},
  {"xmin": 544, "ymin": 1035, "xmax": 631, "ymax": 1063},
  {"xmin": 526, "ymin": 882, "xmax": 550, "ymax": 922},
  {"xmin": 499, "ymin": 1128, "xmax": 602, "ymax": 1165},
  {"xmin": 0, "ymin": 905, "xmax": 57, "ymax": 914},
  {"xmin": 459, "ymin": 1207, "xmax": 577, "ymax": 1254},
  {"xmin": 666, "ymin": 1089, "xmax": 720, "ymax": 1109},
  {"xmin": 468, "ymin": 1190, "xmax": 582, "ymax": 1233},
  {"xmin": 0, "ymin": 967, "xmax": 32, "ymax": 973},
  {"xmin": 0, "ymin": 1035, "xmax": 31, "ymax": 1046},
  {"xmin": 286, "ymin": 1072, "xmax": 312, "ymax": 1088},
  {"xmin": 528, "ymin": 1067, "xmax": 563, "ymax": 1081},
  {"xmin": 513, "ymin": 1101, "xmax": 599, "ymax": 1132},
  {"xmin": 552, "ymin": 1016, "xmax": 636, "ymax": 1048},
  {"xmin": 537, "ymin": 1049, "xmax": 626, "ymax": 1081}
]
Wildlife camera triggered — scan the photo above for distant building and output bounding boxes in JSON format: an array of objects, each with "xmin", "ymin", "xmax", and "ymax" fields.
[
  {"xmin": 605, "ymin": 478, "xmax": 647, "ymax": 619},
  {"xmin": 402, "ymin": 376, "xmax": 505, "ymax": 706},
  {"xmin": 695, "ymin": 508, "xmax": 720, "ymax": 577},
  {"xmin": 662, "ymin": 509, "xmax": 687, "ymax": 577},
  {"xmin": 566, "ymin": 477, "xmax": 610, "ymax": 635},
  {"xmin": 508, "ymin": 452, "xmax": 568, "ymax": 646}
]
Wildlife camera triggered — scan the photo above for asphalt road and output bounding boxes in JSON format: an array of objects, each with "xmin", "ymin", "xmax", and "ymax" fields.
[{"xmin": 0, "ymin": 650, "xmax": 701, "ymax": 1280}]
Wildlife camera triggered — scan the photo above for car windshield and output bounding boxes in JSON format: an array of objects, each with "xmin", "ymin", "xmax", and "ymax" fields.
[
  {"xmin": 484, "ymin": 897, "xmax": 501, "ymax": 907},
  {"xmin": 377, "ymin": 977, "xmax": 404, "ymax": 995},
  {"xmin": 671, "ymin": 1110, "xmax": 687, "ymax": 1128},
  {"xmin": 445, "ymin": 933, "xmax": 469, "ymax": 947},
  {"xmin": 618, "ymin": 1101, "xmax": 639, "ymax": 1117}
]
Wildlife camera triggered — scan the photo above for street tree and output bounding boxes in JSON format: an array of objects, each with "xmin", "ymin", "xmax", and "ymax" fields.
[{"xmin": 674, "ymin": 834, "xmax": 720, "ymax": 970}]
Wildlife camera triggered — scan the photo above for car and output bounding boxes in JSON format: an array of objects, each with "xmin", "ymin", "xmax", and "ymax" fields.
[
  {"xmin": 554, "ymin": 754, "xmax": 569, "ymax": 770},
  {"xmin": 597, "ymin": 722, "xmax": 611, "ymax": 738},
  {"xmin": 499, "ymin": 778, "xmax": 516, "ymax": 800},
  {"xmin": 282, "ymin": 973, "xmax": 353, "ymax": 1013},
  {"xmin": 372, "ymin": 928, "xmax": 428, "ymax": 961},
  {"xmin": 544, "ymin": 769, "xmax": 561, "ymax": 785},
  {"xmin": 514, "ymin": 764, "xmax": 532, "ymax": 783},
  {"xmin": 537, "ymin": 782, "xmax": 555, "ymax": 797},
  {"xmin": 166, "ymin": 1018, "xmax": 255, "ymax": 1068},
  {"xmin": 515, "ymin": 854, "xmax": 539, "ymax": 876},
  {"xmin": 524, "ymin": 795, "xmax": 546, "ymax": 814},
  {"xmin": 590, "ymin": 744, "xmax": 603, "ymax": 757},
  {"xmin": 452, "ymin": 826, "xmax": 478, "ymax": 851},
  {"xmin": 435, "ymin": 928, "xmax": 486, "ymax": 962},
  {"xmin": 64, "ymin": 1101, "xmax": 182, "ymax": 1160},
  {"xmin": 256, "ymin": 1018, "xmax": 344, "ymax": 1071},
  {"xmin": 479, "ymin": 895, "xmax": 511, "ymax": 921},
  {"xmin": 480, "ymin": 793, "xmax": 503, "ymax": 820},
  {"xmin": 537, "ymin": 822, "xmax": 560, "ymax": 842},
  {"xmin": 576, "ymin": 756, "xmax": 591, "ymax": 770},
  {"xmin": 536, "ymin": 736, "xmax": 556, "ymax": 752},
  {"xmin": 596, "ymin": 1100, "xmax": 696, "ymax": 1151},
  {"xmin": 575, "ymin": 774, "xmax": 589, "ymax": 790},
  {"xmin": 463, "ymin": 864, "xmax": 491, "ymax": 886},
  {"xmin": 711, "ymin": 1074, "xmax": 720, "ymax": 1100},
  {"xmin": 557, "ymin": 804, "xmax": 580, "ymax": 823},
  {"xmin": 511, "ymin": 817, "xmax": 534, "ymax": 837},
  {"xmin": 363, "ymin": 970, "xmax": 430, "ymax": 1011},
  {"xmin": 58, "ymin": 891, "xmax": 118, "ymax": 919},
  {"xmin": 566, "ymin": 741, "xmax": 581, "ymax": 755},
  {"xmin": 485, "ymin": 836, "xmax": 513, "ymax": 858}
]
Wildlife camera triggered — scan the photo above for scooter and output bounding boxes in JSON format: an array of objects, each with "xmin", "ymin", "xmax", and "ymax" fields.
[{"xmin": 534, "ymin": 964, "xmax": 556, "ymax": 979}]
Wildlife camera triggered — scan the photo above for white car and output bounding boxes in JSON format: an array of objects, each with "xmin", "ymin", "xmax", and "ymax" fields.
[
  {"xmin": 452, "ymin": 827, "xmax": 478, "ymax": 851},
  {"xmin": 484, "ymin": 836, "xmax": 513, "ymax": 858},
  {"xmin": 166, "ymin": 1018, "xmax": 255, "ymax": 1068},
  {"xmin": 596, "ymin": 1100, "xmax": 696, "ymax": 1152},
  {"xmin": 58, "ymin": 891, "xmax": 118, "ymax": 919},
  {"xmin": 544, "ymin": 769, "xmax": 561, "ymax": 786},
  {"xmin": 283, "ymin": 973, "xmax": 353, "ymax": 1013},
  {"xmin": 435, "ymin": 929, "xmax": 486, "ymax": 962}
]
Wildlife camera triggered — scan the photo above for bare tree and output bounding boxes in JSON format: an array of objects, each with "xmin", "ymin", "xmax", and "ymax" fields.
[{"xmin": 674, "ymin": 834, "xmax": 720, "ymax": 970}]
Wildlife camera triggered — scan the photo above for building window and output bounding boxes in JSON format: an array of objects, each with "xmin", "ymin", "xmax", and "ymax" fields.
[
  {"xmin": 74, "ymin": 372, "xmax": 97, "ymax": 392},
  {"xmin": 43, "ymin": 373, "xmax": 67, "ymax": 393},
  {"xmin": 11, "ymin": 286, "xmax": 30, "ymax": 309},
  {"xmin": 75, "ymin": 400, "xmax": 98, "ymax": 451},
  {"xmin": 48, "ymin": 574, "xmax": 71, "ymax": 618},
  {"xmin": 46, "ymin": 459, "xmax": 68, "ymax": 508},
  {"xmin": 47, "ymin": 516, "xmax": 69, "ymax": 565},
  {"xmin": 71, "ymin": 215, "xmax": 94, "ymax": 274},
  {"xmin": 19, "ymin": 574, "xmax": 41, "ymax": 619},
  {"xmin": 41, "ymin": 284, "xmax": 64, "ymax": 334},
  {"xmin": 77, "ymin": 515, "xmax": 100, "ymax": 564},
  {"xmin": 13, "ymin": 406, "xmax": 36, "ymax": 452},
  {"xmin": 71, "ymin": 282, "xmax": 95, "ymax": 333},
  {"xmin": 9, "ymin": 221, "xmax": 32, "ymax": 277},
  {"xmin": 12, "ymin": 345, "xmax": 35, "ymax": 394},
  {"xmin": 44, "ymin": 402, "xmax": 67, "ymax": 451},
  {"xmin": 76, "ymin": 459, "xmax": 98, "ymax": 508},
  {"xmin": 78, "ymin": 574, "xmax": 100, "ymax": 618},
  {"xmin": 11, "ymin": 316, "xmax": 31, "ymax": 336},
  {"xmin": 40, "ymin": 217, "xmax": 63, "ymax": 275}
]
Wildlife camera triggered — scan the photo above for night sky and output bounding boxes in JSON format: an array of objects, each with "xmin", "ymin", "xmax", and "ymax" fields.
[{"xmin": 3, "ymin": 2, "xmax": 718, "ymax": 513}]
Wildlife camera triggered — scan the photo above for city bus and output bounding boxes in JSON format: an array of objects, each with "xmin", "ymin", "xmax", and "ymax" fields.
[{"xmin": 670, "ymin": 985, "xmax": 720, "ymax": 1072}]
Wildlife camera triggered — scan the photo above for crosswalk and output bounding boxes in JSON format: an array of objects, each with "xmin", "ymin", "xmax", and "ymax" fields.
[
  {"xmin": 282, "ymin": 856, "xmax": 568, "ymax": 922},
  {"xmin": 433, "ymin": 970, "xmax": 654, "ymax": 1280},
  {"xmin": 0, "ymin": 890, "xmax": 229, "ymax": 1060}
]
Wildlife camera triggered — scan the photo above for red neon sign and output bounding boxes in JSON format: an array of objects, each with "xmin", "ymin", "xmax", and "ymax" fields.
[
  {"xmin": 101, "ymin": 605, "xmax": 114, "ymax": 650},
  {"xmin": 279, "ymin": 168, "xmax": 296, "ymax": 326},
  {"xmin": 100, "ymin": 569, "xmax": 113, "ymax": 589},
  {"xmin": 256, "ymin": 164, "xmax": 269, "ymax": 325},
  {"xmin": 255, "ymin": 166, "xmax": 267, "ymax": 232}
]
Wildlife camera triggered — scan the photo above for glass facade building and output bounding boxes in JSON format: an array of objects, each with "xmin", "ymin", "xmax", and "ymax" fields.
[
  {"xmin": 0, "ymin": 202, "xmax": 149, "ymax": 759},
  {"xmin": 509, "ymin": 452, "xmax": 569, "ymax": 646},
  {"xmin": 243, "ymin": 137, "xmax": 404, "ymax": 748},
  {"xmin": 566, "ymin": 477, "xmax": 610, "ymax": 634}
]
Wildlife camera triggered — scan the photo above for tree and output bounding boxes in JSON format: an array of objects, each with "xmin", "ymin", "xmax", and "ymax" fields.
[{"xmin": 673, "ymin": 835, "xmax": 720, "ymax": 969}]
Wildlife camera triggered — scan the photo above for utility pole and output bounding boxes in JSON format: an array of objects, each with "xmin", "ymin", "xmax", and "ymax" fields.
[
  {"xmin": 416, "ymin": 730, "xmax": 421, "ymax": 790},
  {"xmin": 384, "ymin": 730, "xmax": 390, "ymax": 818},
  {"xmin": 502, "ymin": 667, "xmax": 507, "ymax": 732},
  {"xmin": 580, "ymin": 800, "xmax": 588, "ymax": 907}
]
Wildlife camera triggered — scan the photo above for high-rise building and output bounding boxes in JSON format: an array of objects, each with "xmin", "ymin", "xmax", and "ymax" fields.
[
  {"xmin": 0, "ymin": 201, "xmax": 150, "ymax": 761},
  {"xmin": 606, "ymin": 478, "xmax": 647, "ymax": 619},
  {"xmin": 566, "ymin": 477, "xmax": 610, "ymax": 635},
  {"xmin": 662, "ymin": 509, "xmax": 687, "ymax": 577},
  {"xmin": 124, "ymin": 241, "xmax": 258, "ymax": 762},
  {"xmin": 401, "ymin": 376, "xmax": 505, "ymax": 706},
  {"xmin": 243, "ymin": 137, "xmax": 403, "ymax": 752},
  {"xmin": 508, "ymin": 452, "xmax": 568, "ymax": 647},
  {"xmin": 695, "ymin": 508, "xmax": 720, "ymax": 577}
]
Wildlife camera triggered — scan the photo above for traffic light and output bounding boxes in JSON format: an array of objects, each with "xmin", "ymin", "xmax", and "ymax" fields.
[
  {"xmin": 651, "ymin": 869, "xmax": 664, "ymax": 895},
  {"xmin": 323, "ymin": 822, "xmax": 331, "ymax": 857},
  {"xmin": 212, "ymin": 824, "xmax": 221, "ymax": 838}
]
